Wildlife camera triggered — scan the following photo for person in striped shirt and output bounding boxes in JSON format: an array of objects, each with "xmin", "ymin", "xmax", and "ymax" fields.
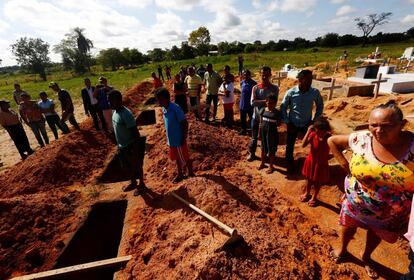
[{"xmin": 184, "ymin": 67, "xmax": 202, "ymax": 120}]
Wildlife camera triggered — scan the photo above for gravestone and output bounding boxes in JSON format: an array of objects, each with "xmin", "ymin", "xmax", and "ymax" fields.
[
  {"xmin": 346, "ymin": 85, "xmax": 375, "ymax": 97},
  {"xmin": 355, "ymin": 64, "xmax": 380, "ymax": 79}
]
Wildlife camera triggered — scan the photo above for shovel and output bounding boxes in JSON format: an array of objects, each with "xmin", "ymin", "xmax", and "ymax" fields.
[{"xmin": 171, "ymin": 192, "xmax": 245, "ymax": 250}]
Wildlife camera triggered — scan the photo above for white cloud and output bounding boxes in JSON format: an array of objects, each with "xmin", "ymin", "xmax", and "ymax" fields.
[
  {"xmin": 270, "ymin": 0, "xmax": 317, "ymax": 13},
  {"xmin": 0, "ymin": 20, "xmax": 10, "ymax": 33},
  {"xmin": 118, "ymin": 0, "xmax": 153, "ymax": 8},
  {"xmin": 336, "ymin": 5, "xmax": 357, "ymax": 16},
  {"xmin": 154, "ymin": 0, "xmax": 202, "ymax": 11},
  {"xmin": 331, "ymin": 0, "xmax": 346, "ymax": 4},
  {"xmin": 252, "ymin": 0, "xmax": 261, "ymax": 9},
  {"xmin": 330, "ymin": 16, "xmax": 350, "ymax": 25},
  {"xmin": 401, "ymin": 14, "xmax": 414, "ymax": 24}
]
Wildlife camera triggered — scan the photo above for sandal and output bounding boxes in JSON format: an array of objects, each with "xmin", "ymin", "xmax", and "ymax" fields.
[
  {"xmin": 266, "ymin": 168, "xmax": 274, "ymax": 174},
  {"xmin": 172, "ymin": 175, "xmax": 184, "ymax": 184},
  {"xmin": 300, "ymin": 194, "xmax": 311, "ymax": 202},
  {"xmin": 257, "ymin": 164, "xmax": 266, "ymax": 170},
  {"xmin": 308, "ymin": 199, "xmax": 318, "ymax": 207},
  {"xmin": 364, "ymin": 264, "xmax": 379, "ymax": 279},
  {"xmin": 329, "ymin": 251, "xmax": 348, "ymax": 264}
]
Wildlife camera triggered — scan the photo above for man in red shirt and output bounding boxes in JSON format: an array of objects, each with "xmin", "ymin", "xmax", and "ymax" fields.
[{"xmin": 152, "ymin": 72, "xmax": 163, "ymax": 90}]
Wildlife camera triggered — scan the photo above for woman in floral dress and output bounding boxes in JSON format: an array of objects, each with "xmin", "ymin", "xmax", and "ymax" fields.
[{"xmin": 328, "ymin": 101, "xmax": 414, "ymax": 278}]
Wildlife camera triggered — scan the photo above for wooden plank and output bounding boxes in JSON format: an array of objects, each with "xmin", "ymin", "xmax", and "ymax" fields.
[{"xmin": 11, "ymin": 255, "xmax": 132, "ymax": 280}]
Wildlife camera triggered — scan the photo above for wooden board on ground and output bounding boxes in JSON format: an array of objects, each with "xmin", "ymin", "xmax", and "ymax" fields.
[
  {"xmin": 346, "ymin": 85, "xmax": 375, "ymax": 97},
  {"xmin": 11, "ymin": 255, "xmax": 132, "ymax": 280}
]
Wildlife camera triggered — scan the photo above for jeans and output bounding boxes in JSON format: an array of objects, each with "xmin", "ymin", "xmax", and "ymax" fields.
[
  {"xmin": 240, "ymin": 109, "xmax": 253, "ymax": 131},
  {"xmin": 6, "ymin": 123, "xmax": 33, "ymax": 158},
  {"xmin": 401, "ymin": 248, "xmax": 414, "ymax": 280},
  {"xmin": 205, "ymin": 94, "xmax": 218, "ymax": 121},
  {"xmin": 248, "ymin": 117, "xmax": 260, "ymax": 155},
  {"xmin": 29, "ymin": 120, "xmax": 49, "ymax": 147},
  {"xmin": 45, "ymin": 114, "xmax": 66, "ymax": 139},
  {"xmin": 61, "ymin": 112, "xmax": 80, "ymax": 131},
  {"xmin": 286, "ymin": 123, "xmax": 310, "ymax": 164},
  {"xmin": 89, "ymin": 104, "xmax": 107, "ymax": 131}
]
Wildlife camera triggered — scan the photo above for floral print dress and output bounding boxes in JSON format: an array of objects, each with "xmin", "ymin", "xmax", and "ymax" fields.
[{"xmin": 341, "ymin": 131, "xmax": 414, "ymax": 235}]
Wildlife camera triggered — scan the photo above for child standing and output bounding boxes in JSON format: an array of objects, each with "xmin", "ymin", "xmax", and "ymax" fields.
[
  {"xmin": 258, "ymin": 95, "xmax": 280, "ymax": 174},
  {"xmin": 300, "ymin": 117, "xmax": 331, "ymax": 207},
  {"xmin": 219, "ymin": 76, "xmax": 234, "ymax": 127}
]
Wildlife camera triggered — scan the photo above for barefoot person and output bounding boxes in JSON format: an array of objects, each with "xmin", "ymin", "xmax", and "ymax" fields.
[
  {"xmin": 300, "ymin": 117, "xmax": 331, "ymax": 207},
  {"xmin": 38, "ymin": 91, "xmax": 68, "ymax": 139},
  {"xmin": 328, "ymin": 101, "xmax": 414, "ymax": 279},
  {"xmin": 156, "ymin": 87, "xmax": 194, "ymax": 183},
  {"xmin": 19, "ymin": 92, "xmax": 49, "ymax": 147},
  {"xmin": 280, "ymin": 69, "xmax": 323, "ymax": 173},
  {"xmin": 108, "ymin": 90, "xmax": 147, "ymax": 196},
  {"xmin": 49, "ymin": 82, "xmax": 80, "ymax": 132},
  {"xmin": 248, "ymin": 66, "xmax": 279, "ymax": 161},
  {"xmin": 257, "ymin": 95, "xmax": 280, "ymax": 174},
  {"xmin": 0, "ymin": 100, "xmax": 34, "ymax": 159}
]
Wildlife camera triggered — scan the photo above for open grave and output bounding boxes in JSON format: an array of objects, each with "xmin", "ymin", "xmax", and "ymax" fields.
[{"xmin": 52, "ymin": 200, "xmax": 128, "ymax": 280}]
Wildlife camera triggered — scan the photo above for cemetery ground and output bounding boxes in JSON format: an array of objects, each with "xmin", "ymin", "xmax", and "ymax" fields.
[{"xmin": 1, "ymin": 42, "xmax": 414, "ymax": 279}]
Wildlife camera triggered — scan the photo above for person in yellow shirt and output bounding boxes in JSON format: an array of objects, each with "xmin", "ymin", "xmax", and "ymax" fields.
[{"xmin": 184, "ymin": 67, "xmax": 202, "ymax": 120}]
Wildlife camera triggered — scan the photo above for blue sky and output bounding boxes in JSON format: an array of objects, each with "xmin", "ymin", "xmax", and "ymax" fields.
[{"xmin": 0, "ymin": 0, "xmax": 413, "ymax": 66}]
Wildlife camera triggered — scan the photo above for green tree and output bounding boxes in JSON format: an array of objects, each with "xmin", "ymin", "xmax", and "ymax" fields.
[
  {"xmin": 54, "ymin": 27, "xmax": 93, "ymax": 73},
  {"xmin": 188, "ymin": 26, "xmax": 211, "ymax": 56},
  {"xmin": 98, "ymin": 48, "xmax": 124, "ymax": 71},
  {"xmin": 129, "ymin": 48, "xmax": 145, "ymax": 65},
  {"xmin": 407, "ymin": 27, "xmax": 414, "ymax": 38},
  {"xmin": 11, "ymin": 37, "xmax": 50, "ymax": 81},
  {"xmin": 320, "ymin": 33, "xmax": 339, "ymax": 47},
  {"xmin": 148, "ymin": 48, "xmax": 166, "ymax": 62},
  {"xmin": 355, "ymin": 12, "xmax": 392, "ymax": 47},
  {"xmin": 180, "ymin": 42, "xmax": 195, "ymax": 59}
]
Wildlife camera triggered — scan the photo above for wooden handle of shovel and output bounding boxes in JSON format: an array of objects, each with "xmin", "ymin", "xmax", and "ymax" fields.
[{"xmin": 172, "ymin": 192, "xmax": 236, "ymax": 236}]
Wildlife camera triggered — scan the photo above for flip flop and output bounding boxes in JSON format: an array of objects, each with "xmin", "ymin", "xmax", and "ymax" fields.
[
  {"xmin": 364, "ymin": 264, "xmax": 379, "ymax": 279},
  {"xmin": 308, "ymin": 199, "xmax": 318, "ymax": 207},
  {"xmin": 300, "ymin": 194, "xmax": 312, "ymax": 202},
  {"xmin": 329, "ymin": 251, "xmax": 348, "ymax": 264},
  {"xmin": 266, "ymin": 168, "xmax": 274, "ymax": 174},
  {"xmin": 257, "ymin": 164, "xmax": 266, "ymax": 170}
]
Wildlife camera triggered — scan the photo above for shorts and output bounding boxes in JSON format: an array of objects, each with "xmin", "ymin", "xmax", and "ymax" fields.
[
  {"xmin": 169, "ymin": 143, "xmax": 190, "ymax": 166},
  {"xmin": 189, "ymin": 96, "xmax": 199, "ymax": 109}
]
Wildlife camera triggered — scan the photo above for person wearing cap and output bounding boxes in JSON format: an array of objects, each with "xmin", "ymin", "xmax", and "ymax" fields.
[
  {"xmin": 280, "ymin": 69, "xmax": 323, "ymax": 173},
  {"xmin": 38, "ymin": 91, "xmax": 68, "ymax": 139},
  {"xmin": 203, "ymin": 63, "xmax": 222, "ymax": 123},
  {"xmin": 49, "ymin": 82, "xmax": 80, "ymax": 131},
  {"xmin": 12, "ymin": 83, "xmax": 28, "ymax": 105},
  {"xmin": 19, "ymin": 93, "xmax": 49, "ymax": 147},
  {"xmin": 0, "ymin": 100, "xmax": 34, "ymax": 159},
  {"xmin": 94, "ymin": 76, "xmax": 113, "ymax": 132},
  {"xmin": 82, "ymin": 78, "xmax": 106, "ymax": 131}
]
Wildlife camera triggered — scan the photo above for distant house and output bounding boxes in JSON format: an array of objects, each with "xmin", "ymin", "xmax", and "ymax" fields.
[{"xmin": 208, "ymin": 50, "xmax": 219, "ymax": 56}]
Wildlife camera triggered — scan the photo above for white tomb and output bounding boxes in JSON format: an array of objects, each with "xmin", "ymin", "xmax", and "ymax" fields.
[{"xmin": 348, "ymin": 72, "xmax": 414, "ymax": 94}]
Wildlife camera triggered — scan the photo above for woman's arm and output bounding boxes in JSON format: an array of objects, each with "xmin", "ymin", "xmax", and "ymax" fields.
[
  {"xmin": 327, "ymin": 134, "xmax": 351, "ymax": 174},
  {"xmin": 302, "ymin": 125, "xmax": 314, "ymax": 148}
]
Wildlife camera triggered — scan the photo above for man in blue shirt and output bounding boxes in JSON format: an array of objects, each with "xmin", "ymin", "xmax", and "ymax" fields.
[
  {"xmin": 280, "ymin": 70, "xmax": 324, "ymax": 173},
  {"xmin": 156, "ymin": 87, "xmax": 194, "ymax": 183},
  {"xmin": 108, "ymin": 90, "xmax": 147, "ymax": 196},
  {"xmin": 239, "ymin": 69, "xmax": 257, "ymax": 135}
]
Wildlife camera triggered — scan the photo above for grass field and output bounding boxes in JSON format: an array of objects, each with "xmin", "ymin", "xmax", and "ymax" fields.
[{"xmin": 0, "ymin": 41, "xmax": 413, "ymax": 109}]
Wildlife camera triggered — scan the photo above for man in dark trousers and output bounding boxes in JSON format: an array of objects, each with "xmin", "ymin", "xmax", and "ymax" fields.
[
  {"xmin": 108, "ymin": 89, "xmax": 147, "ymax": 196},
  {"xmin": 280, "ymin": 70, "xmax": 324, "ymax": 173},
  {"xmin": 49, "ymin": 81, "xmax": 80, "ymax": 131},
  {"xmin": 0, "ymin": 100, "xmax": 34, "ymax": 159},
  {"xmin": 81, "ymin": 78, "xmax": 106, "ymax": 131}
]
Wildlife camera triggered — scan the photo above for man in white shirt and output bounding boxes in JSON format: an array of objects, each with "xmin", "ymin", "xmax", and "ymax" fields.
[{"xmin": 81, "ymin": 78, "xmax": 107, "ymax": 131}]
